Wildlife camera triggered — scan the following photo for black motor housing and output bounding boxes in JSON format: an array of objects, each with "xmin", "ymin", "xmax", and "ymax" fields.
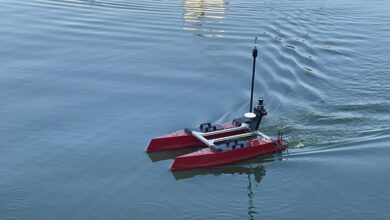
[{"xmin": 249, "ymin": 99, "xmax": 267, "ymax": 131}]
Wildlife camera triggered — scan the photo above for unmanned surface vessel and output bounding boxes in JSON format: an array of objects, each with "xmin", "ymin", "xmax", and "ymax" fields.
[{"xmin": 146, "ymin": 37, "xmax": 287, "ymax": 171}]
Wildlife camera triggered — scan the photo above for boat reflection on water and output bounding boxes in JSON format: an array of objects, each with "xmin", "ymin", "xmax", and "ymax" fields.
[
  {"xmin": 247, "ymin": 170, "xmax": 258, "ymax": 220},
  {"xmin": 174, "ymin": 160, "xmax": 270, "ymax": 220},
  {"xmin": 183, "ymin": 0, "xmax": 227, "ymax": 38},
  {"xmin": 149, "ymin": 151, "xmax": 283, "ymax": 219}
]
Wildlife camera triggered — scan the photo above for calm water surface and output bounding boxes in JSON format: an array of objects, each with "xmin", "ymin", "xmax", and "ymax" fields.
[{"xmin": 1, "ymin": 0, "xmax": 390, "ymax": 219}]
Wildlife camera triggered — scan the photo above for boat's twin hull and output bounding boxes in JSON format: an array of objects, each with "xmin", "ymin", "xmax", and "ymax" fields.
[
  {"xmin": 147, "ymin": 122, "xmax": 286, "ymax": 171},
  {"xmin": 171, "ymin": 140, "xmax": 286, "ymax": 171}
]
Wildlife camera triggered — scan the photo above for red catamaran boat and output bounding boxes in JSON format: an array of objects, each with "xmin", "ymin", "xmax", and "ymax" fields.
[
  {"xmin": 146, "ymin": 37, "xmax": 288, "ymax": 171},
  {"xmin": 147, "ymin": 99, "xmax": 287, "ymax": 171}
]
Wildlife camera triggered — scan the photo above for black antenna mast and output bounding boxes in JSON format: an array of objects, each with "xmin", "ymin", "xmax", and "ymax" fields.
[{"xmin": 249, "ymin": 37, "xmax": 258, "ymax": 112}]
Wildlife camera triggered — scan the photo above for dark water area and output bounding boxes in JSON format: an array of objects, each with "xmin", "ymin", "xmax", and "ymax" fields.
[{"xmin": 1, "ymin": 0, "xmax": 390, "ymax": 219}]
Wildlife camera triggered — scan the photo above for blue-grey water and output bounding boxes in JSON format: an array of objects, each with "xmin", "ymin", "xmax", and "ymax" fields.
[{"xmin": 1, "ymin": 0, "xmax": 390, "ymax": 219}]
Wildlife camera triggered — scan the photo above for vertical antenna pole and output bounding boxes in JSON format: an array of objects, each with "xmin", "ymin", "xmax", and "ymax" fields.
[{"xmin": 249, "ymin": 37, "xmax": 258, "ymax": 112}]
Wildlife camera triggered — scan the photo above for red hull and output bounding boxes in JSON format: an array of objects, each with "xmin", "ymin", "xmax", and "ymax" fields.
[
  {"xmin": 146, "ymin": 122, "xmax": 247, "ymax": 152},
  {"xmin": 171, "ymin": 140, "xmax": 286, "ymax": 171}
]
